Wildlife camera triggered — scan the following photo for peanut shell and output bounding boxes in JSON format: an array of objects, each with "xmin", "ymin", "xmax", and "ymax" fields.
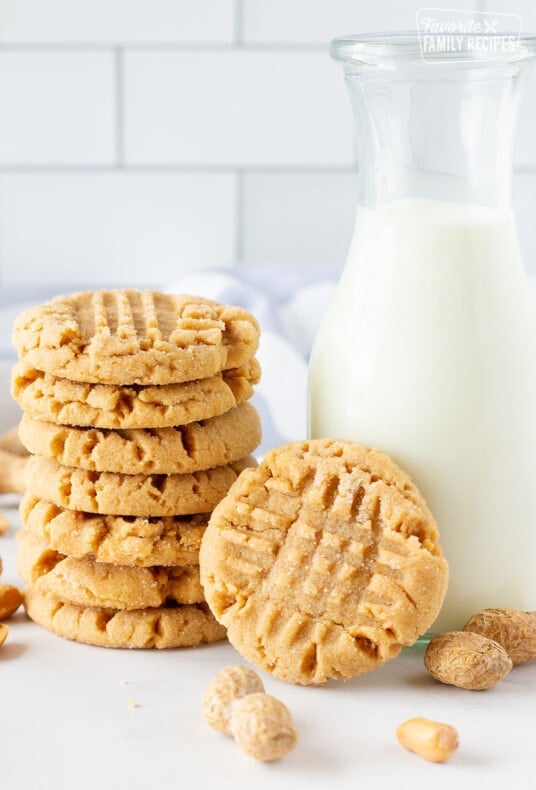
[
  {"xmin": 464, "ymin": 608, "xmax": 536, "ymax": 666},
  {"xmin": 424, "ymin": 631, "xmax": 512, "ymax": 690}
]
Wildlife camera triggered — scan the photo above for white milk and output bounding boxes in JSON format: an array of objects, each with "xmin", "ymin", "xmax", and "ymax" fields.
[{"xmin": 308, "ymin": 199, "xmax": 536, "ymax": 631}]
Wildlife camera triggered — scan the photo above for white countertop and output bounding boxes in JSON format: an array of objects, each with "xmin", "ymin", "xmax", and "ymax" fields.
[{"xmin": 1, "ymin": 335, "xmax": 535, "ymax": 789}]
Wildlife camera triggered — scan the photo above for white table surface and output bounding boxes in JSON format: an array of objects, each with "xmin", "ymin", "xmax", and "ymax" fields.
[{"xmin": 1, "ymin": 359, "xmax": 535, "ymax": 790}]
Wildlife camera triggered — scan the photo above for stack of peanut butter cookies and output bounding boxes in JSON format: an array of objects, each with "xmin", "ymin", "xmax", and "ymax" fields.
[{"xmin": 11, "ymin": 289, "xmax": 261, "ymax": 649}]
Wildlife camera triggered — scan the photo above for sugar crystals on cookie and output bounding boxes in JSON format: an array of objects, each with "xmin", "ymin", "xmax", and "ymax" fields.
[
  {"xmin": 12, "ymin": 288, "xmax": 262, "ymax": 650},
  {"xmin": 200, "ymin": 439, "xmax": 448, "ymax": 685}
]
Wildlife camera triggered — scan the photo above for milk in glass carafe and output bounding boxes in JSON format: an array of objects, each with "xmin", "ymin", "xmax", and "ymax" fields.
[{"xmin": 308, "ymin": 34, "xmax": 536, "ymax": 631}]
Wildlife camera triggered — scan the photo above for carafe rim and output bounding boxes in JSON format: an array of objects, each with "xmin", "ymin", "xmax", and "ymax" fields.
[{"xmin": 330, "ymin": 31, "xmax": 536, "ymax": 69}]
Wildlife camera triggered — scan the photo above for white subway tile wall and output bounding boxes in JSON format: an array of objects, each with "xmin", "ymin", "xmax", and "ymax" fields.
[
  {"xmin": 0, "ymin": 172, "xmax": 236, "ymax": 286},
  {"xmin": 124, "ymin": 51, "xmax": 353, "ymax": 167},
  {"xmin": 243, "ymin": 171, "xmax": 358, "ymax": 271},
  {"xmin": 0, "ymin": 0, "xmax": 236, "ymax": 43},
  {"xmin": 242, "ymin": 0, "xmax": 480, "ymax": 43},
  {"xmin": 0, "ymin": 0, "xmax": 535, "ymax": 288},
  {"xmin": 0, "ymin": 51, "xmax": 115, "ymax": 164}
]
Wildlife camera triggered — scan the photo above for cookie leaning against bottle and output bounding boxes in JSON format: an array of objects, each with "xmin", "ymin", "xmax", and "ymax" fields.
[{"xmin": 200, "ymin": 439, "xmax": 448, "ymax": 685}]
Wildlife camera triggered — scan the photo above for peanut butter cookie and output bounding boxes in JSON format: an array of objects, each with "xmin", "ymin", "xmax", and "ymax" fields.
[
  {"xmin": 13, "ymin": 290, "xmax": 259, "ymax": 385},
  {"xmin": 18, "ymin": 531, "xmax": 204, "ymax": 610},
  {"xmin": 24, "ymin": 589, "xmax": 226, "ymax": 648},
  {"xmin": 19, "ymin": 402, "xmax": 261, "ymax": 475},
  {"xmin": 24, "ymin": 455, "xmax": 257, "ymax": 517},
  {"xmin": 20, "ymin": 494, "xmax": 207, "ymax": 567},
  {"xmin": 200, "ymin": 439, "xmax": 448, "ymax": 686},
  {"xmin": 11, "ymin": 359, "xmax": 260, "ymax": 429}
]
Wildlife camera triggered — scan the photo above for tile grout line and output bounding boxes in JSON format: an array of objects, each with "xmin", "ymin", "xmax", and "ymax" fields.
[
  {"xmin": 0, "ymin": 164, "xmax": 361, "ymax": 173},
  {"xmin": 234, "ymin": 169, "xmax": 245, "ymax": 265},
  {"xmin": 0, "ymin": 164, "xmax": 118, "ymax": 172},
  {"xmin": 514, "ymin": 166, "xmax": 536, "ymax": 176},
  {"xmin": 114, "ymin": 47, "xmax": 124, "ymax": 168},
  {"xmin": 0, "ymin": 163, "xmax": 533, "ymax": 174},
  {"xmin": 234, "ymin": 0, "xmax": 243, "ymax": 47},
  {"xmin": 0, "ymin": 41, "xmax": 327, "ymax": 52}
]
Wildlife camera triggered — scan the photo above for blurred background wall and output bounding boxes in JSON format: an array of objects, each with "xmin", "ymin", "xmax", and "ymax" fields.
[{"xmin": 0, "ymin": 0, "xmax": 535, "ymax": 289}]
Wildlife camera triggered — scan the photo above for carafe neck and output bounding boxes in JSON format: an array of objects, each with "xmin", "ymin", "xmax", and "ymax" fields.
[{"xmin": 332, "ymin": 35, "xmax": 536, "ymax": 211}]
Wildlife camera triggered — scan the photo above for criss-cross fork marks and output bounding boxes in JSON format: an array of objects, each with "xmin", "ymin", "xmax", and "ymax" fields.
[
  {"xmin": 215, "ymin": 463, "xmax": 432, "ymax": 681},
  {"xmin": 215, "ymin": 466, "xmax": 389, "ymax": 624},
  {"xmin": 258, "ymin": 470, "xmax": 385, "ymax": 622},
  {"xmin": 15, "ymin": 291, "xmax": 260, "ymax": 387},
  {"xmin": 75, "ymin": 291, "xmax": 225, "ymax": 349}
]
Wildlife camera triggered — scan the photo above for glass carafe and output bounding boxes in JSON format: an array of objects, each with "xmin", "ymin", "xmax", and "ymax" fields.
[{"xmin": 308, "ymin": 34, "xmax": 536, "ymax": 632}]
